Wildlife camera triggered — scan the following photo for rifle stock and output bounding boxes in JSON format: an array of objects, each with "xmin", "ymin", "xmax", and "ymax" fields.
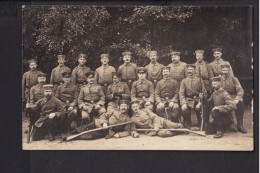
[{"xmin": 198, "ymin": 65, "xmax": 204, "ymax": 131}]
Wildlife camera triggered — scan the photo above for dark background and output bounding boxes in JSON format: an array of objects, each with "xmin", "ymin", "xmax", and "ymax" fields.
[{"xmin": 0, "ymin": 1, "xmax": 258, "ymax": 173}]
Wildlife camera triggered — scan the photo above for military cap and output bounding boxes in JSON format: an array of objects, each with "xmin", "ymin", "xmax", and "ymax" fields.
[
  {"xmin": 212, "ymin": 47, "xmax": 223, "ymax": 53},
  {"xmin": 161, "ymin": 66, "xmax": 171, "ymax": 71},
  {"xmin": 62, "ymin": 71, "xmax": 71, "ymax": 78},
  {"xmin": 43, "ymin": 84, "xmax": 54, "ymax": 91},
  {"xmin": 78, "ymin": 53, "xmax": 87, "ymax": 60},
  {"xmin": 220, "ymin": 62, "xmax": 231, "ymax": 69},
  {"xmin": 170, "ymin": 51, "xmax": 181, "ymax": 56},
  {"xmin": 195, "ymin": 50, "xmax": 204, "ymax": 54},
  {"xmin": 85, "ymin": 71, "xmax": 95, "ymax": 78},
  {"xmin": 147, "ymin": 50, "xmax": 157, "ymax": 57},
  {"xmin": 112, "ymin": 72, "xmax": 122, "ymax": 78},
  {"xmin": 28, "ymin": 59, "xmax": 37, "ymax": 65},
  {"xmin": 100, "ymin": 54, "xmax": 109, "ymax": 59},
  {"xmin": 122, "ymin": 51, "xmax": 131, "ymax": 56},
  {"xmin": 37, "ymin": 73, "xmax": 47, "ymax": 78},
  {"xmin": 186, "ymin": 64, "xmax": 196, "ymax": 69},
  {"xmin": 212, "ymin": 76, "xmax": 222, "ymax": 82},
  {"xmin": 57, "ymin": 54, "xmax": 66, "ymax": 60},
  {"xmin": 130, "ymin": 100, "xmax": 139, "ymax": 105},
  {"xmin": 137, "ymin": 67, "xmax": 147, "ymax": 73},
  {"xmin": 60, "ymin": 67, "xmax": 71, "ymax": 75},
  {"xmin": 119, "ymin": 100, "xmax": 129, "ymax": 105}
]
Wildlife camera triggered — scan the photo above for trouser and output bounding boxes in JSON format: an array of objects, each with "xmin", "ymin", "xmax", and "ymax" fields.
[
  {"xmin": 156, "ymin": 105, "xmax": 180, "ymax": 123},
  {"xmin": 181, "ymin": 107, "xmax": 201, "ymax": 127},
  {"xmin": 157, "ymin": 119, "xmax": 183, "ymax": 137},
  {"xmin": 74, "ymin": 122, "xmax": 107, "ymax": 140},
  {"xmin": 32, "ymin": 118, "xmax": 59, "ymax": 140},
  {"xmin": 136, "ymin": 97, "xmax": 154, "ymax": 111},
  {"xmin": 210, "ymin": 109, "xmax": 231, "ymax": 133},
  {"xmin": 59, "ymin": 107, "xmax": 78, "ymax": 133},
  {"xmin": 235, "ymin": 101, "xmax": 245, "ymax": 128}
]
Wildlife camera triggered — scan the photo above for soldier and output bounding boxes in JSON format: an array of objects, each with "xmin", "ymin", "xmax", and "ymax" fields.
[
  {"xmin": 22, "ymin": 59, "xmax": 42, "ymax": 103},
  {"xmin": 131, "ymin": 67, "xmax": 154, "ymax": 111},
  {"xmin": 207, "ymin": 76, "xmax": 237, "ymax": 138},
  {"xmin": 28, "ymin": 73, "xmax": 47, "ymax": 105},
  {"xmin": 220, "ymin": 63, "xmax": 247, "ymax": 133},
  {"xmin": 194, "ymin": 50, "xmax": 214, "ymax": 93},
  {"xmin": 50, "ymin": 54, "xmax": 71, "ymax": 94},
  {"xmin": 179, "ymin": 64, "xmax": 207, "ymax": 130},
  {"xmin": 27, "ymin": 84, "xmax": 65, "ymax": 141},
  {"xmin": 118, "ymin": 51, "xmax": 138, "ymax": 89},
  {"xmin": 145, "ymin": 50, "xmax": 163, "ymax": 85},
  {"xmin": 209, "ymin": 47, "xmax": 234, "ymax": 77},
  {"xmin": 55, "ymin": 70, "xmax": 79, "ymax": 133},
  {"xmin": 71, "ymin": 53, "xmax": 91, "ymax": 91},
  {"xmin": 94, "ymin": 53, "xmax": 116, "ymax": 95},
  {"xmin": 78, "ymin": 71, "xmax": 106, "ymax": 124},
  {"xmin": 155, "ymin": 66, "xmax": 179, "ymax": 122},
  {"xmin": 168, "ymin": 51, "xmax": 188, "ymax": 86},
  {"xmin": 106, "ymin": 72, "xmax": 130, "ymax": 112},
  {"xmin": 130, "ymin": 101, "xmax": 183, "ymax": 137}
]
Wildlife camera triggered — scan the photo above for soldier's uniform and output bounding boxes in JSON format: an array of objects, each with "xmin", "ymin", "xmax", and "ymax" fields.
[
  {"xmin": 168, "ymin": 51, "xmax": 188, "ymax": 86},
  {"xmin": 207, "ymin": 77, "xmax": 237, "ymax": 138},
  {"xmin": 22, "ymin": 59, "xmax": 42, "ymax": 102},
  {"xmin": 118, "ymin": 51, "xmax": 138, "ymax": 89},
  {"xmin": 31, "ymin": 85, "xmax": 65, "ymax": 141},
  {"xmin": 155, "ymin": 66, "xmax": 179, "ymax": 122},
  {"xmin": 179, "ymin": 64, "xmax": 207, "ymax": 129},
  {"xmin": 131, "ymin": 105, "xmax": 183, "ymax": 137},
  {"xmin": 106, "ymin": 72, "xmax": 130, "ymax": 112},
  {"xmin": 78, "ymin": 72, "xmax": 106, "ymax": 121},
  {"xmin": 145, "ymin": 51, "xmax": 163, "ymax": 85},
  {"xmin": 95, "ymin": 54, "xmax": 116, "ymax": 95},
  {"xmin": 131, "ymin": 67, "xmax": 154, "ymax": 110},
  {"xmin": 220, "ymin": 63, "xmax": 247, "ymax": 133},
  {"xmin": 29, "ymin": 73, "xmax": 47, "ymax": 105},
  {"xmin": 71, "ymin": 54, "xmax": 91, "ymax": 91}
]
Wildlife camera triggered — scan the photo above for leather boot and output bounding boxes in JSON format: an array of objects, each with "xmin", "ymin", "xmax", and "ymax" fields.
[
  {"xmin": 214, "ymin": 130, "xmax": 224, "ymax": 138},
  {"xmin": 237, "ymin": 116, "xmax": 247, "ymax": 134}
]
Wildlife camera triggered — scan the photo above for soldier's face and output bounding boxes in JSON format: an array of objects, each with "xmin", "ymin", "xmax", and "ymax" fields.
[
  {"xmin": 58, "ymin": 58, "xmax": 65, "ymax": 66},
  {"xmin": 162, "ymin": 69, "xmax": 170, "ymax": 77},
  {"xmin": 78, "ymin": 58, "xmax": 86, "ymax": 65},
  {"xmin": 187, "ymin": 67, "xmax": 195, "ymax": 76},
  {"xmin": 101, "ymin": 57, "xmax": 109, "ymax": 65},
  {"xmin": 171, "ymin": 55, "xmax": 180, "ymax": 63},
  {"xmin": 213, "ymin": 51, "xmax": 222, "ymax": 59},
  {"xmin": 87, "ymin": 76, "xmax": 94, "ymax": 84},
  {"xmin": 149, "ymin": 54, "xmax": 157, "ymax": 62},
  {"xmin": 212, "ymin": 81, "xmax": 221, "ymax": 90},
  {"xmin": 138, "ymin": 72, "xmax": 146, "ymax": 80},
  {"xmin": 113, "ymin": 76, "xmax": 120, "ymax": 83},
  {"xmin": 44, "ymin": 90, "xmax": 53, "ymax": 99},
  {"xmin": 63, "ymin": 77, "xmax": 71, "ymax": 84},
  {"xmin": 38, "ymin": 77, "xmax": 46, "ymax": 84},
  {"xmin": 131, "ymin": 103, "xmax": 139, "ymax": 113},
  {"xmin": 119, "ymin": 104, "xmax": 128, "ymax": 113},
  {"xmin": 196, "ymin": 53, "xmax": 204, "ymax": 61},
  {"xmin": 123, "ymin": 55, "xmax": 131, "ymax": 63},
  {"xmin": 29, "ymin": 62, "xmax": 37, "ymax": 71},
  {"xmin": 222, "ymin": 68, "xmax": 229, "ymax": 75}
]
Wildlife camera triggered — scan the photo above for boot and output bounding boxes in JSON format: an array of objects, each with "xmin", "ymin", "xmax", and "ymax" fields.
[
  {"xmin": 237, "ymin": 114, "xmax": 247, "ymax": 134},
  {"xmin": 49, "ymin": 133, "xmax": 55, "ymax": 141},
  {"xmin": 214, "ymin": 130, "xmax": 224, "ymax": 138}
]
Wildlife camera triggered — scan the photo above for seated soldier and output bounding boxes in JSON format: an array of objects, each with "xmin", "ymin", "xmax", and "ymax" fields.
[
  {"xmin": 28, "ymin": 84, "xmax": 65, "ymax": 141},
  {"xmin": 131, "ymin": 67, "xmax": 154, "ymax": 111},
  {"xmin": 106, "ymin": 72, "xmax": 130, "ymax": 112},
  {"xmin": 130, "ymin": 101, "xmax": 183, "ymax": 138},
  {"xmin": 55, "ymin": 70, "xmax": 79, "ymax": 133}
]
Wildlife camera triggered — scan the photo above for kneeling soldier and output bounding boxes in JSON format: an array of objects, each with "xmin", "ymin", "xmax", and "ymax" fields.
[
  {"xmin": 55, "ymin": 70, "xmax": 79, "ymax": 133},
  {"xmin": 78, "ymin": 71, "xmax": 106, "ymax": 123},
  {"xmin": 207, "ymin": 76, "xmax": 237, "ymax": 138},
  {"xmin": 28, "ymin": 84, "xmax": 65, "ymax": 141},
  {"xmin": 131, "ymin": 67, "xmax": 154, "ymax": 111},
  {"xmin": 106, "ymin": 72, "xmax": 130, "ymax": 112},
  {"xmin": 130, "ymin": 101, "xmax": 183, "ymax": 137},
  {"xmin": 155, "ymin": 66, "xmax": 179, "ymax": 122}
]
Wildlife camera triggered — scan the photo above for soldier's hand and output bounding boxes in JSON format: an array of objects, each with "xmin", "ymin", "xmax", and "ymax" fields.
[
  {"xmin": 68, "ymin": 106, "xmax": 73, "ymax": 111},
  {"xmin": 195, "ymin": 102, "xmax": 201, "ymax": 110},
  {"xmin": 154, "ymin": 127, "xmax": 159, "ymax": 131},
  {"xmin": 114, "ymin": 134, "xmax": 120, "ymax": 138},
  {"xmin": 173, "ymin": 103, "xmax": 179, "ymax": 109},
  {"xmin": 158, "ymin": 102, "xmax": 164, "ymax": 109},
  {"xmin": 133, "ymin": 132, "xmax": 139, "ymax": 138},
  {"xmin": 213, "ymin": 106, "xmax": 219, "ymax": 110},
  {"xmin": 26, "ymin": 103, "xmax": 31, "ymax": 109},
  {"xmin": 181, "ymin": 104, "xmax": 188, "ymax": 111},
  {"xmin": 83, "ymin": 105, "xmax": 88, "ymax": 111},
  {"xmin": 169, "ymin": 102, "xmax": 174, "ymax": 108},
  {"xmin": 103, "ymin": 123, "xmax": 108, "ymax": 129},
  {"xmin": 234, "ymin": 99, "xmax": 239, "ymax": 104},
  {"xmin": 48, "ymin": 113, "xmax": 56, "ymax": 119},
  {"xmin": 95, "ymin": 104, "xmax": 101, "ymax": 109}
]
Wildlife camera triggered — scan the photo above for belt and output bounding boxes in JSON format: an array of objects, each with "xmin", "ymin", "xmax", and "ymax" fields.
[
  {"xmin": 99, "ymin": 83, "xmax": 109, "ymax": 87},
  {"xmin": 84, "ymin": 100, "xmax": 98, "ymax": 104},
  {"xmin": 185, "ymin": 95, "xmax": 198, "ymax": 99},
  {"xmin": 77, "ymin": 81, "xmax": 86, "ymax": 85},
  {"xmin": 122, "ymin": 79, "xmax": 134, "ymax": 83},
  {"xmin": 54, "ymin": 82, "xmax": 63, "ymax": 85}
]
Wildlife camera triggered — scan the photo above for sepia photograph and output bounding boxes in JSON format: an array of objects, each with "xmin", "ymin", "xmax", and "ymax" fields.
[{"xmin": 22, "ymin": 5, "xmax": 254, "ymax": 150}]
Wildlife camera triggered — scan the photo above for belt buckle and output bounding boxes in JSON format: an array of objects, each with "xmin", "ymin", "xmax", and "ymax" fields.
[
  {"xmin": 104, "ymin": 84, "xmax": 107, "ymax": 87},
  {"xmin": 166, "ymin": 97, "xmax": 169, "ymax": 100},
  {"xmin": 154, "ymin": 80, "xmax": 157, "ymax": 83},
  {"xmin": 91, "ymin": 100, "xmax": 94, "ymax": 104},
  {"xmin": 128, "ymin": 80, "xmax": 132, "ymax": 83},
  {"xmin": 60, "ymin": 83, "xmax": 63, "ymax": 85},
  {"xmin": 193, "ymin": 96, "xmax": 197, "ymax": 99}
]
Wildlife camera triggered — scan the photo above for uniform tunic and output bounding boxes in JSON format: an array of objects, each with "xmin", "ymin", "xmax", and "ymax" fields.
[
  {"xmin": 118, "ymin": 62, "xmax": 138, "ymax": 82},
  {"xmin": 55, "ymin": 83, "xmax": 78, "ymax": 107},
  {"xmin": 94, "ymin": 65, "xmax": 116, "ymax": 85},
  {"xmin": 22, "ymin": 70, "xmax": 42, "ymax": 101},
  {"xmin": 30, "ymin": 84, "xmax": 44, "ymax": 104},
  {"xmin": 145, "ymin": 62, "xmax": 163, "ymax": 82},
  {"xmin": 209, "ymin": 58, "xmax": 234, "ymax": 77},
  {"xmin": 131, "ymin": 79, "xmax": 154, "ymax": 103},
  {"xmin": 221, "ymin": 75, "xmax": 244, "ymax": 102},
  {"xmin": 50, "ymin": 65, "xmax": 71, "ymax": 93},
  {"xmin": 168, "ymin": 61, "xmax": 188, "ymax": 85},
  {"xmin": 71, "ymin": 65, "xmax": 91, "ymax": 87}
]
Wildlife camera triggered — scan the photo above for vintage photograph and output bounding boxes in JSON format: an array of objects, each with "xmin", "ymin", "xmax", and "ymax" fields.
[{"xmin": 22, "ymin": 5, "xmax": 253, "ymax": 150}]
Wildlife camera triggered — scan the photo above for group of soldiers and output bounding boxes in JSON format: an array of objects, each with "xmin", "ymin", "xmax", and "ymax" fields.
[{"xmin": 22, "ymin": 47, "xmax": 247, "ymax": 142}]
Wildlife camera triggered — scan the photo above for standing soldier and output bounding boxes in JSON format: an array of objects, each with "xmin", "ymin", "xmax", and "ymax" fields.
[
  {"xmin": 168, "ymin": 51, "xmax": 188, "ymax": 86},
  {"xmin": 50, "ymin": 55, "xmax": 71, "ymax": 94},
  {"xmin": 207, "ymin": 76, "xmax": 237, "ymax": 138},
  {"xmin": 155, "ymin": 66, "xmax": 179, "ymax": 122},
  {"xmin": 209, "ymin": 47, "xmax": 234, "ymax": 77},
  {"xmin": 145, "ymin": 50, "xmax": 163, "ymax": 86},
  {"xmin": 118, "ymin": 51, "xmax": 138, "ymax": 89},
  {"xmin": 27, "ymin": 84, "xmax": 65, "ymax": 141},
  {"xmin": 179, "ymin": 64, "xmax": 207, "ymax": 130},
  {"xmin": 71, "ymin": 53, "xmax": 91, "ymax": 91},
  {"xmin": 106, "ymin": 72, "xmax": 130, "ymax": 112},
  {"xmin": 131, "ymin": 67, "xmax": 154, "ymax": 111},
  {"xmin": 55, "ymin": 69, "xmax": 79, "ymax": 133},
  {"xmin": 22, "ymin": 59, "xmax": 42, "ymax": 104},
  {"xmin": 29, "ymin": 73, "xmax": 47, "ymax": 105},
  {"xmin": 78, "ymin": 71, "xmax": 106, "ymax": 124},
  {"xmin": 94, "ymin": 53, "xmax": 116, "ymax": 95},
  {"xmin": 194, "ymin": 50, "xmax": 214, "ymax": 93},
  {"xmin": 220, "ymin": 63, "xmax": 247, "ymax": 133}
]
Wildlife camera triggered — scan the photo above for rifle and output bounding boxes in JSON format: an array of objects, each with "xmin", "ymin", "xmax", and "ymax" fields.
[
  {"xmin": 64, "ymin": 121, "xmax": 133, "ymax": 141},
  {"xmin": 136, "ymin": 128, "xmax": 206, "ymax": 137},
  {"xmin": 198, "ymin": 65, "xmax": 204, "ymax": 131},
  {"xmin": 26, "ymin": 75, "xmax": 32, "ymax": 143}
]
